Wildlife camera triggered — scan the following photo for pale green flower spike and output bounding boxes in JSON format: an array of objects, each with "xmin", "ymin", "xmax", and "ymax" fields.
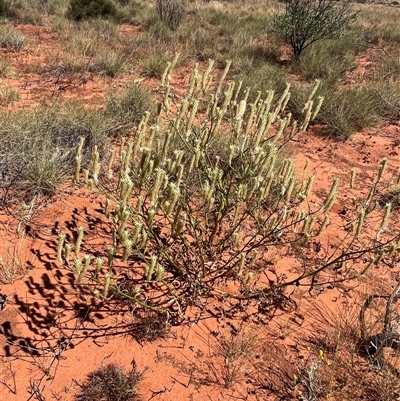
[
  {"xmin": 377, "ymin": 157, "xmax": 388, "ymax": 183},
  {"xmin": 355, "ymin": 208, "xmax": 365, "ymax": 238},
  {"xmin": 64, "ymin": 244, "xmax": 72, "ymax": 266},
  {"xmin": 75, "ymin": 226, "xmax": 84, "ymax": 256},
  {"xmin": 57, "ymin": 234, "xmax": 66, "ymax": 263},
  {"xmin": 78, "ymin": 254, "xmax": 91, "ymax": 283},
  {"xmin": 350, "ymin": 168, "xmax": 356, "ymax": 189},
  {"xmin": 103, "ymin": 273, "xmax": 111, "ymax": 298},
  {"xmin": 74, "ymin": 137, "xmax": 85, "ymax": 183}
]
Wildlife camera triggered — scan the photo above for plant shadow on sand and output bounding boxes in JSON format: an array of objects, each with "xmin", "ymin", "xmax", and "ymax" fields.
[{"xmin": 0, "ymin": 209, "xmax": 174, "ymax": 397}]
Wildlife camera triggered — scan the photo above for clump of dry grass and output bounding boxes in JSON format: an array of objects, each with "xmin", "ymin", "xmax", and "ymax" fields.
[
  {"xmin": 0, "ymin": 234, "xmax": 33, "ymax": 284},
  {"xmin": 296, "ymin": 288, "xmax": 400, "ymax": 401},
  {"xmin": 75, "ymin": 364, "xmax": 143, "ymax": 401},
  {"xmin": 129, "ymin": 312, "xmax": 170, "ymax": 343},
  {"xmin": 0, "ymin": 26, "xmax": 28, "ymax": 52},
  {"xmin": 0, "ymin": 56, "xmax": 13, "ymax": 77},
  {"xmin": 290, "ymin": 82, "xmax": 397, "ymax": 139},
  {"xmin": 0, "ymin": 83, "xmax": 19, "ymax": 105},
  {"xmin": 203, "ymin": 326, "xmax": 262, "ymax": 388}
]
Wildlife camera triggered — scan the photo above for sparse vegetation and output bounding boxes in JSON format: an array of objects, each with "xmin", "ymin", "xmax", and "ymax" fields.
[
  {"xmin": 381, "ymin": 186, "xmax": 400, "ymax": 210},
  {"xmin": 88, "ymin": 46, "xmax": 128, "ymax": 77},
  {"xmin": 0, "ymin": 1, "xmax": 399, "ymax": 400},
  {"xmin": 292, "ymin": 35, "xmax": 365, "ymax": 84},
  {"xmin": 0, "ymin": 56, "xmax": 13, "ymax": 77},
  {"xmin": 295, "ymin": 284, "xmax": 400, "ymax": 401},
  {"xmin": 289, "ymin": 82, "xmax": 397, "ymax": 139},
  {"xmin": 204, "ymin": 326, "xmax": 262, "ymax": 389}
]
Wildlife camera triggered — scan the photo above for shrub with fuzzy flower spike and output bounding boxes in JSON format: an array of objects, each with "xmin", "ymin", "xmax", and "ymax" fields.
[{"xmin": 60, "ymin": 59, "xmax": 400, "ymax": 319}]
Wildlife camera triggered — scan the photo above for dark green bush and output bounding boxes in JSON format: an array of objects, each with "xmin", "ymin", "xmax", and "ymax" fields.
[
  {"xmin": 68, "ymin": 0, "xmax": 120, "ymax": 21},
  {"xmin": 0, "ymin": 0, "xmax": 17, "ymax": 18}
]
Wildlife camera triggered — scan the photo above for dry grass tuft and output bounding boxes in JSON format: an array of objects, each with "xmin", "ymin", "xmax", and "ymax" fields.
[{"xmin": 75, "ymin": 363, "xmax": 143, "ymax": 401}]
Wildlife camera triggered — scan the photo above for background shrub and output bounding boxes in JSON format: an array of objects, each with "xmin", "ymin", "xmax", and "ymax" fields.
[
  {"xmin": 68, "ymin": 0, "xmax": 120, "ymax": 21},
  {"xmin": 0, "ymin": 0, "xmax": 16, "ymax": 18},
  {"xmin": 0, "ymin": 56, "xmax": 13, "ymax": 77},
  {"xmin": 273, "ymin": 0, "xmax": 357, "ymax": 58},
  {"xmin": 0, "ymin": 82, "xmax": 19, "ymax": 105},
  {"xmin": 156, "ymin": 0, "xmax": 183, "ymax": 30}
]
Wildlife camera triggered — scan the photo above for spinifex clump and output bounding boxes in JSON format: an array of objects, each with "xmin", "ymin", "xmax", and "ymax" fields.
[{"xmin": 58, "ymin": 60, "xmax": 400, "ymax": 316}]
